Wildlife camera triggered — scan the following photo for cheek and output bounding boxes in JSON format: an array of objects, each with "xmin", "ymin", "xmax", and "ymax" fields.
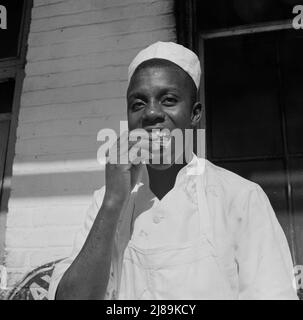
[
  {"xmin": 167, "ymin": 105, "xmax": 192, "ymax": 128},
  {"xmin": 127, "ymin": 111, "xmax": 142, "ymax": 130}
]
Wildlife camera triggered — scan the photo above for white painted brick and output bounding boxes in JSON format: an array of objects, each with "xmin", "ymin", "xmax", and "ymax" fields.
[
  {"xmin": 17, "ymin": 117, "xmax": 124, "ymax": 140},
  {"xmin": 6, "ymin": 227, "xmax": 78, "ymax": 249},
  {"xmin": 28, "ymin": 14, "xmax": 175, "ymax": 47},
  {"xmin": 6, "ymin": 212, "xmax": 33, "ymax": 228},
  {"xmin": 15, "ymin": 114, "xmax": 125, "ymax": 156},
  {"xmin": 10, "ymin": 170, "xmax": 105, "ymax": 198},
  {"xmin": 8, "ymin": 194, "xmax": 93, "ymax": 210},
  {"xmin": 12, "ymin": 158, "xmax": 104, "ymax": 181},
  {"xmin": 6, "ymin": 229, "xmax": 48, "ymax": 249},
  {"xmin": 5, "ymin": 251, "xmax": 29, "ymax": 269},
  {"xmin": 18, "ymin": 99, "xmax": 125, "ymax": 123},
  {"xmin": 21, "ymin": 81, "xmax": 128, "ymax": 107},
  {"xmin": 25, "ymin": 48, "xmax": 139, "ymax": 76},
  {"xmin": 44, "ymin": 228, "xmax": 78, "ymax": 247},
  {"xmin": 15, "ymin": 135, "xmax": 97, "ymax": 156},
  {"xmin": 31, "ymin": 1, "xmax": 173, "ymax": 33},
  {"xmin": 27, "ymin": 28, "xmax": 175, "ymax": 63},
  {"xmin": 32, "ymin": 0, "xmax": 92, "ymax": 19},
  {"xmin": 34, "ymin": 0, "xmax": 64, "ymax": 8},
  {"xmin": 31, "ymin": 206, "xmax": 87, "ymax": 227},
  {"xmin": 13, "ymin": 151, "xmax": 98, "ymax": 165},
  {"xmin": 32, "ymin": 0, "xmax": 162, "ymax": 19},
  {"xmin": 23, "ymin": 66, "xmax": 128, "ymax": 92},
  {"xmin": 29, "ymin": 248, "xmax": 71, "ymax": 268}
]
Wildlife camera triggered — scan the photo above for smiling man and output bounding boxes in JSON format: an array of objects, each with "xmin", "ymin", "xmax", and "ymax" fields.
[{"xmin": 49, "ymin": 42, "xmax": 298, "ymax": 300}]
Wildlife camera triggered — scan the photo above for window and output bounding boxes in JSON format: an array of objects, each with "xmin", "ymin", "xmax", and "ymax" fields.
[
  {"xmin": 0, "ymin": 0, "xmax": 32, "ymax": 259},
  {"xmin": 197, "ymin": 0, "xmax": 298, "ymax": 32},
  {"xmin": 0, "ymin": 0, "xmax": 25, "ymax": 59},
  {"xmin": 0, "ymin": 79, "xmax": 15, "ymax": 200},
  {"xmin": 196, "ymin": 3, "xmax": 303, "ymax": 272}
]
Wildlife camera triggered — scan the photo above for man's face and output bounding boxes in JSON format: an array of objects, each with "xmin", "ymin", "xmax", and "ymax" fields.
[{"xmin": 127, "ymin": 60, "xmax": 201, "ymax": 169}]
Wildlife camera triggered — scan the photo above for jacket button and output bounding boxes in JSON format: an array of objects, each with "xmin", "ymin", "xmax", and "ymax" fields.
[{"xmin": 153, "ymin": 216, "xmax": 161, "ymax": 224}]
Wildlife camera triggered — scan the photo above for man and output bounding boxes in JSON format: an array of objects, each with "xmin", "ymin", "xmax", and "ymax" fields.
[{"xmin": 48, "ymin": 42, "xmax": 298, "ymax": 300}]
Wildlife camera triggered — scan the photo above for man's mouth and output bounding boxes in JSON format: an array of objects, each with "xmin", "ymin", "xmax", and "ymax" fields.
[{"xmin": 151, "ymin": 130, "xmax": 171, "ymax": 149}]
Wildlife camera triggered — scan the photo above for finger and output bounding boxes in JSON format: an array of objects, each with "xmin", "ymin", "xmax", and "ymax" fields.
[
  {"xmin": 128, "ymin": 129, "xmax": 150, "ymax": 148},
  {"xmin": 115, "ymin": 130, "xmax": 129, "ymax": 150},
  {"xmin": 129, "ymin": 145, "xmax": 153, "ymax": 165},
  {"xmin": 107, "ymin": 130, "xmax": 130, "ymax": 164}
]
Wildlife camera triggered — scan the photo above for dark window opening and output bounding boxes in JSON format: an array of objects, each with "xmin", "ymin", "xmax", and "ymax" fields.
[
  {"xmin": 197, "ymin": 0, "xmax": 303, "ymax": 32},
  {"xmin": 0, "ymin": 1, "xmax": 32, "ymax": 263},
  {"xmin": 204, "ymin": 29, "xmax": 303, "ymax": 266},
  {"xmin": 0, "ymin": 0, "xmax": 25, "ymax": 59},
  {"xmin": 0, "ymin": 79, "xmax": 15, "ymax": 114},
  {"xmin": 0, "ymin": 79, "xmax": 15, "ymax": 202}
]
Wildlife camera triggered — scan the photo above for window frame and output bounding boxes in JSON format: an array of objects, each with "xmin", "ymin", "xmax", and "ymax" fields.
[
  {"xmin": 177, "ymin": 0, "xmax": 303, "ymax": 300},
  {"xmin": 198, "ymin": 20, "xmax": 297, "ymax": 260},
  {"xmin": 0, "ymin": 0, "xmax": 33, "ymax": 265}
]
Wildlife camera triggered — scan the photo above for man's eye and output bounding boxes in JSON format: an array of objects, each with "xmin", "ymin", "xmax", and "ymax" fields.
[
  {"xmin": 131, "ymin": 101, "xmax": 145, "ymax": 111},
  {"xmin": 162, "ymin": 97, "xmax": 177, "ymax": 106}
]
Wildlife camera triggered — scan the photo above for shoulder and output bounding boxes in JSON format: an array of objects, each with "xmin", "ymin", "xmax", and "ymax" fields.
[
  {"xmin": 203, "ymin": 159, "xmax": 266, "ymax": 211},
  {"xmin": 204, "ymin": 159, "xmax": 258, "ymax": 192},
  {"xmin": 203, "ymin": 160, "xmax": 276, "ymax": 231}
]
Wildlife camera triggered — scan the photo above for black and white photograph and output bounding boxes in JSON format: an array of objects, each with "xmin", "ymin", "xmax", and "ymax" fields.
[{"xmin": 0, "ymin": 0, "xmax": 302, "ymax": 304}]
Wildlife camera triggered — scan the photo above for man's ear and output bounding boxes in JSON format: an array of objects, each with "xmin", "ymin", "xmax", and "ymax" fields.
[{"xmin": 191, "ymin": 102, "xmax": 203, "ymax": 128}]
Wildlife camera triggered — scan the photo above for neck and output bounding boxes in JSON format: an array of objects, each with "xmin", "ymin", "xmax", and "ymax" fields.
[{"xmin": 147, "ymin": 162, "xmax": 187, "ymax": 200}]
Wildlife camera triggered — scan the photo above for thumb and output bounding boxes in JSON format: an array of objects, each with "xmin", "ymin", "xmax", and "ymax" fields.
[{"xmin": 131, "ymin": 164, "xmax": 143, "ymax": 190}]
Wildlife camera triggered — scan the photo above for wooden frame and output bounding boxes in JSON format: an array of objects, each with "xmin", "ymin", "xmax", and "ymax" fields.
[
  {"xmin": 0, "ymin": 0, "xmax": 32, "ymax": 71},
  {"xmin": 198, "ymin": 19, "xmax": 294, "ymax": 152},
  {"xmin": 175, "ymin": 0, "xmax": 206, "ymax": 132},
  {"xmin": 176, "ymin": 1, "xmax": 302, "ymax": 299},
  {"xmin": 199, "ymin": 20, "xmax": 298, "ymax": 264},
  {"xmin": 0, "ymin": 0, "xmax": 33, "ymax": 265},
  {"xmin": 200, "ymin": 19, "xmax": 293, "ymax": 40},
  {"xmin": 175, "ymin": 0, "xmax": 198, "ymax": 52},
  {"xmin": 0, "ymin": 114, "xmax": 11, "ymax": 122}
]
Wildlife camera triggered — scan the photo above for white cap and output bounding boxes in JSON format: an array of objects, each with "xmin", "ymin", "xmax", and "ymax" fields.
[{"xmin": 128, "ymin": 41, "xmax": 201, "ymax": 89}]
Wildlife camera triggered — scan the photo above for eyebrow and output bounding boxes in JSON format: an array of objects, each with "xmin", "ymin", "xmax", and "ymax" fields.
[{"xmin": 127, "ymin": 86, "xmax": 181, "ymax": 100}]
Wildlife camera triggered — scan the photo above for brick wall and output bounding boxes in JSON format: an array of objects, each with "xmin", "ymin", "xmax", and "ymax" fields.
[{"xmin": 4, "ymin": 0, "xmax": 176, "ymax": 290}]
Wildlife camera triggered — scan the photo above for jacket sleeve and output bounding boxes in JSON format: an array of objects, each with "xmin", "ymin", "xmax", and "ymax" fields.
[
  {"xmin": 234, "ymin": 184, "xmax": 298, "ymax": 300},
  {"xmin": 47, "ymin": 186, "xmax": 118, "ymax": 300}
]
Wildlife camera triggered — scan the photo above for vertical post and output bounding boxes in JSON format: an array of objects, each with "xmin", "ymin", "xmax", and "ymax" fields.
[
  {"xmin": 0, "ymin": 0, "xmax": 33, "ymax": 269},
  {"xmin": 175, "ymin": 0, "xmax": 206, "ymax": 156},
  {"xmin": 175, "ymin": 0, "xmax": 198, "ymax": 52}
]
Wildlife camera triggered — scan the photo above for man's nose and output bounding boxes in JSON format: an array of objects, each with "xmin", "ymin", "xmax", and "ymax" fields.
[{"xmin": 142, "ymin": 100, "xmax": 165, "ymax": 124}]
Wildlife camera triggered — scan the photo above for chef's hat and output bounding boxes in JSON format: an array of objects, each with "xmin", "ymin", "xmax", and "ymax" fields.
[{"xmin": 128, "ymin": 41, "xmax": 201, "ymax": 89}]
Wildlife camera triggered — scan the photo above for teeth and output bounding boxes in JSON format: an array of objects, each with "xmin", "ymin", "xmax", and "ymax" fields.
[
  {"xmin": 151, "ymin": 130, "xmax": 160, "ymax": 137},
  {"xmin": 151, "ymin": 130, "xmax": 171, "ymax": 151},
  {"xmin": 158, "ymin": 130, "xmax": 170, "ymax": 138},
  {"xmin": 151, "ymin": 130, "xmax": 170, "ymax": 139},
  {"xmin": 161, "ymin": 140, "xmax": 171, "ymax": 148},
  {"xmin": 152, "ymin": 137, "xmax": 171, "ymax": 149}
]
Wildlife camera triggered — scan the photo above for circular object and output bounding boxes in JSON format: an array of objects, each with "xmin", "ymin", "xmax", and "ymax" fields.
[{"xmin": 153, "ymin": 215, "xmax": 161, "ymax": 224}]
